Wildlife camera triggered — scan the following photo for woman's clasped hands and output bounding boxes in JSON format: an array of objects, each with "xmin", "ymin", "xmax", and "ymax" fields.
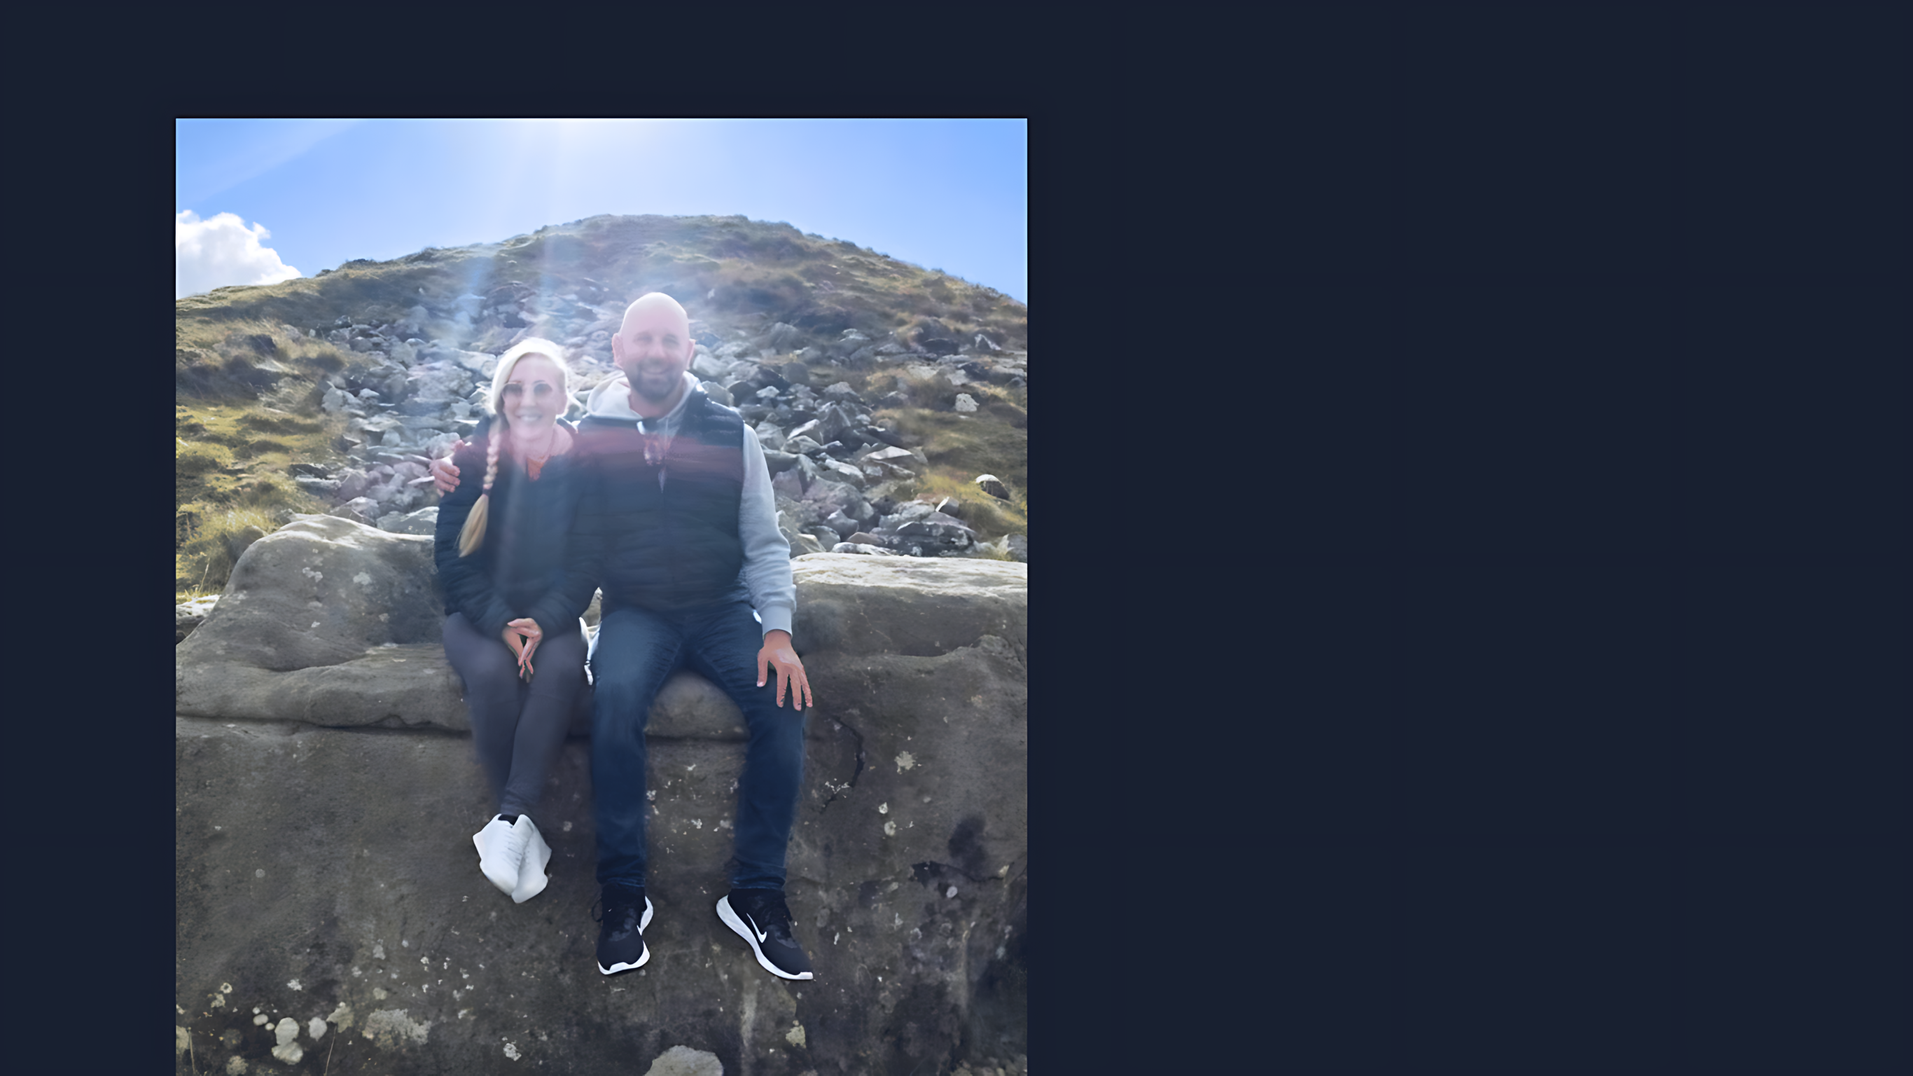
[{"xmin": 502, "ymin": 618, "xmax": 544, "ymax": 681}]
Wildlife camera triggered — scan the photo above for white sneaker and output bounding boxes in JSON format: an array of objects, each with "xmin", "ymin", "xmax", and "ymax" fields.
[
  {"xmin": 472, "ymin": 815, "xmax": 527, "ymax": 897},
  {"xmin": 511, "ymin": 817, "xmax": 552, "ymax": 904}
]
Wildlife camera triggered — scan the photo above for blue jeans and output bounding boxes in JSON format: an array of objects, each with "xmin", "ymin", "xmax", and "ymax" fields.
[{"xmin": 587, "ymin": 600, "xmax": 806, "ymax": 892}]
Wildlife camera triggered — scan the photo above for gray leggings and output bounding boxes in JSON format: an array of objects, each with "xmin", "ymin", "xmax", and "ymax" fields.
[{"xmin": 442, "ymin": 612, "xmax": 588, "ymax": 819}]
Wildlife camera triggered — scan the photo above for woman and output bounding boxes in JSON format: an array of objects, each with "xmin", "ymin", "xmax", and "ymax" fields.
[{"xmin": 434, "ymin": 337, "xmax": 588, "ymax": 903}]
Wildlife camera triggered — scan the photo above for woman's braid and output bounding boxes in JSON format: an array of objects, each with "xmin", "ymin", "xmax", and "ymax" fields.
[{"xmin": 455, "ymin": 420, "xmax": 507, "ymax": 556}]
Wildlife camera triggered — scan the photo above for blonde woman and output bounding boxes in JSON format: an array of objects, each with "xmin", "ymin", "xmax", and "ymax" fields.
[{"xmin": 434, "ymin": 338, "xmax": 589, "ymax": 903}]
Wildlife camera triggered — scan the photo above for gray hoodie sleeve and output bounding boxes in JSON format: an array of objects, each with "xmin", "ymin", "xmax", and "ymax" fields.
[{"xmin": 738, "ymin": 427, "xmax": 795, "ymax": 638}]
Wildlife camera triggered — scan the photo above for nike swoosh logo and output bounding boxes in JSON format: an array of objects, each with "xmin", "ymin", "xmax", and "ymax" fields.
[{"xmin": 746, "ymin": 914, "xmax": 767, "ymax": 943}]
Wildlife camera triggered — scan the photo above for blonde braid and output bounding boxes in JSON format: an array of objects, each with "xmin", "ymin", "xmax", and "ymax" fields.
[{"xmin": 456, "ymin": 421, "xmax": 506, "ymax": 556}]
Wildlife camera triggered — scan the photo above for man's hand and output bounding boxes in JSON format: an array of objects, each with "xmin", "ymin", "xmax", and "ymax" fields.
[
  {"xmin": 431, "ymin": 443, "xmax": 468, "ymax": 494},
  {"xmin": 756, "ymin": 629, "xmax": 813, "ymax": 711},
  {"xmin": 502, "ymin": 618, "xmax": 543, "ymax": 680}
]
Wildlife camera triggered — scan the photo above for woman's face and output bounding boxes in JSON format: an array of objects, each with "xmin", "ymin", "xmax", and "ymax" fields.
[{"xmin": 500, "ymin": 355, "xmax": 564, "ymax": 432}]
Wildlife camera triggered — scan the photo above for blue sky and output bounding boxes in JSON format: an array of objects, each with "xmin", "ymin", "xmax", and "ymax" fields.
[{"xmin": 176, "ymin": 119, "xmax": 1026, "ymax": 304}]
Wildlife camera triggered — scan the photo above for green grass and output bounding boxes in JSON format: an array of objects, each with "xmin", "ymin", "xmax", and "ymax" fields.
[
  {"xmin": 874, "ymin": 398, "xmax": 1025, "ymax": 488},
  {"xmin": 176, "ymin": 393, "xmax": 339, "ymax": 598},
  {"xmin": 176, "ymin": 504, "xmax": 295, "ymax": 600},
  {"xmin": 883, "ymin": 468, "xmax": 1027, "ymax": 542}
]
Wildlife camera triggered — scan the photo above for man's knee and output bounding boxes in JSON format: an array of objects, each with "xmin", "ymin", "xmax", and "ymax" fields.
[{"xmin": 591, "ymin": 667, "xmax": 661, "ymax": 730}]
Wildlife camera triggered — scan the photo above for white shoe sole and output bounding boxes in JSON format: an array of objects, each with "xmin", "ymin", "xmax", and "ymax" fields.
[
  {"xmin": 598, "ymin": 897, "xmax": 654, "ymax": 975},
  {"xmin": 716, "ymin": 895, "xmax": 814, "ymax": 981},
  {"xmin": 511, "ymin": 820, "xmax": 553, "ymax": 904}
]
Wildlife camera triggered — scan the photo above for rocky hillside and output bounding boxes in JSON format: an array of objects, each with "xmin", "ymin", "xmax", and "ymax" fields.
[{"xmin": 176, "ymin": 214, "xmax": 1028, "ymax": 598}]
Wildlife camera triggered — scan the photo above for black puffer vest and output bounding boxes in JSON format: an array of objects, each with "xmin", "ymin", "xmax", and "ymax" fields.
[{"xmin": 577, "ymin": 388, "xmax": 747, "ymax": 613}]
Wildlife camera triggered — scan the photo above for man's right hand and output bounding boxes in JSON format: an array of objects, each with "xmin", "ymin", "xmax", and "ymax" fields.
[{"xmin": 431, "ymin": 444, "xmax": 467, "ymax": 493}]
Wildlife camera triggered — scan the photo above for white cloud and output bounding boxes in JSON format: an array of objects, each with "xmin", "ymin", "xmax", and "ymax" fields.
[{"xmin": 176, "ymin": 210, "xmax": 303, "ymax": 299}]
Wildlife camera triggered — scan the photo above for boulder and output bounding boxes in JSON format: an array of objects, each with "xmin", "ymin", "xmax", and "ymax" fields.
[
  {"xmin": 786, "ymin": 529, "xmax": 827, "ymax": 556},
  {"xmin": 176, "ymin": 595, "xmax": 219, "ymax": 644},
  {"xmin": 790, "ymin": 554, "xmax": 1024, "ymax": 660},
  {"xmin": 762, "ymin": 321, "xmax": 799, "ymax": 350},
  {"xmin": 815, "ymin": 456, "xmax": 868, "ymax": 489},
  {"xmin": 378, "ymin": 506, "xmax": 440, "ymax": 535},
  {"xmin": 404, "ymin": 362, "xmax": 472, "ymax": 406},
  {"xmin": 754, "ymin": 422, "xmax": 788, "ymax": 452},
  {"xmin": 177, "ymin": 550, "xmax": 1027, "ymax": 1076},
  {"xmin": 863, "ymin": 425, "xmax": 910, "ymax": 450},
  {"xmin": 445, "ymin": 347, "xmax": 496, "ymax": 376},
  {"xmin": 175, "ymin": 515, "xmax": 460, "ymax": 728},
  {"xmin": 690, "ymin": 347, "xmax": 728, "ymax": 380},
  {"xmin": 893, "ymin": 516, "xmax": 976, "ymax": 554},
  {"xmin": 330, "ymin": 497, "xmax": 381, "ymax": 524},
  {"xmin": 830, "ymin": 330, "xmax": 870, "ymax": 358},
  {"xmin": 1005, "ymin": 534, "xmax": 1027, "ymax": 563},
  {"xmin": 815, "ymin": 402, "xmax": 857, "ymax": 445},
  {"xmin": 860, "ymin": 446, "xmax": 918, "ymax": 474},
  {"xmin": 974, "ymin": 475, "xmax": 1012, "ymax": 501}
]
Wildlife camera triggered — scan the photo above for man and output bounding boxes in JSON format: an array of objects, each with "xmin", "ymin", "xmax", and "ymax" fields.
[{"xmin": 433, "ymin": 293, "xmax": 816, "ymax": 981}]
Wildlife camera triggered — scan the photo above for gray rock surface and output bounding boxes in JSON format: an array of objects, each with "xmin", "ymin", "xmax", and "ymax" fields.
[
  {"xmin": 176, "ymin": 595, "xmax": 219, "ymax": 644},
  {"xmin": 645, "ymin": 1046, "xmax": 726, "ymax": 1076},
  {"xmin": 177, "ymin": 550, "xmax": 1027, "ymax": 1076},
  {"xmin": 790, "ymin": 554, "xmax": 1026, "ymax": 660},
  {"xmin": 175, "ymin": 515, "xmax": 460, "ymax": 728},
  {"xmin": 378, "ymin": 505, "xmax": 440, "ymax": 535}
]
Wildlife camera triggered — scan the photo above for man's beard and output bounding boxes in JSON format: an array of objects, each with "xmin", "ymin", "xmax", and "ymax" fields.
[
  {"xmin": 627, "ymin": 363, "xmax": 681, "ymax": 402},
  {"xmin": 629, "ymin": 368, "xmax": 678, "ymax": 402}
]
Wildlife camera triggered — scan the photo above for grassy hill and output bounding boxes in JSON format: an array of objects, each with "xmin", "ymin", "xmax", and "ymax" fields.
[{"xmin": 177, "ymin": 214, "xmax": 1027, "ymax": 599}]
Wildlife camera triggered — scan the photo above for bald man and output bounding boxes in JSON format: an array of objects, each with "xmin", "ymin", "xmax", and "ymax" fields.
[{"xmin": 432, "ymin": 293, "xmax": 816, "ymax": 981}]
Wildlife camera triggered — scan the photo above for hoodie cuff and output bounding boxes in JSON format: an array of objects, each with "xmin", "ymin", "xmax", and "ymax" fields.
[{"xmin": 757, "ymin": 603, "xmax": 794, "ymax": 640}]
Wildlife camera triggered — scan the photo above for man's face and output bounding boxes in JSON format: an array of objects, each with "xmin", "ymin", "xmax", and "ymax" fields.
[{"xmin": 613, "ymin": 305, "xmax": 695, "ymax": 404}]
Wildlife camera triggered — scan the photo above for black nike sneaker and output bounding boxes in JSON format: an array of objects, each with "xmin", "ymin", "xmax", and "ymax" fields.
[
  {"xmin": 716, "ymin": 888, "xmax": 814, "ymax": 981},
  {"xmin": 594, "ymin": 887, "xmax": 653, "ymax": 975}
]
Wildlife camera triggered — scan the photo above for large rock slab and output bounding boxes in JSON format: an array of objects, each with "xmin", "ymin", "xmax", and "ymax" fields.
[
  {"xmin": 176, "ymin": 516, "xmax": 746, "ymax": 735},
  {"xmin": 177, "ymin": 532, "xmax": 1030, "ymax": 738},
  {"xmin": 176, "ymin": 547, "xmax": 1029, "ymax": 1075},
  {"xmin": 790, "ymin": 553, "xmax": 1027, "ymax": 661},
  {"xmin": 175, "ymin": 515, "xmax": 458, "ymax": 727}
]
